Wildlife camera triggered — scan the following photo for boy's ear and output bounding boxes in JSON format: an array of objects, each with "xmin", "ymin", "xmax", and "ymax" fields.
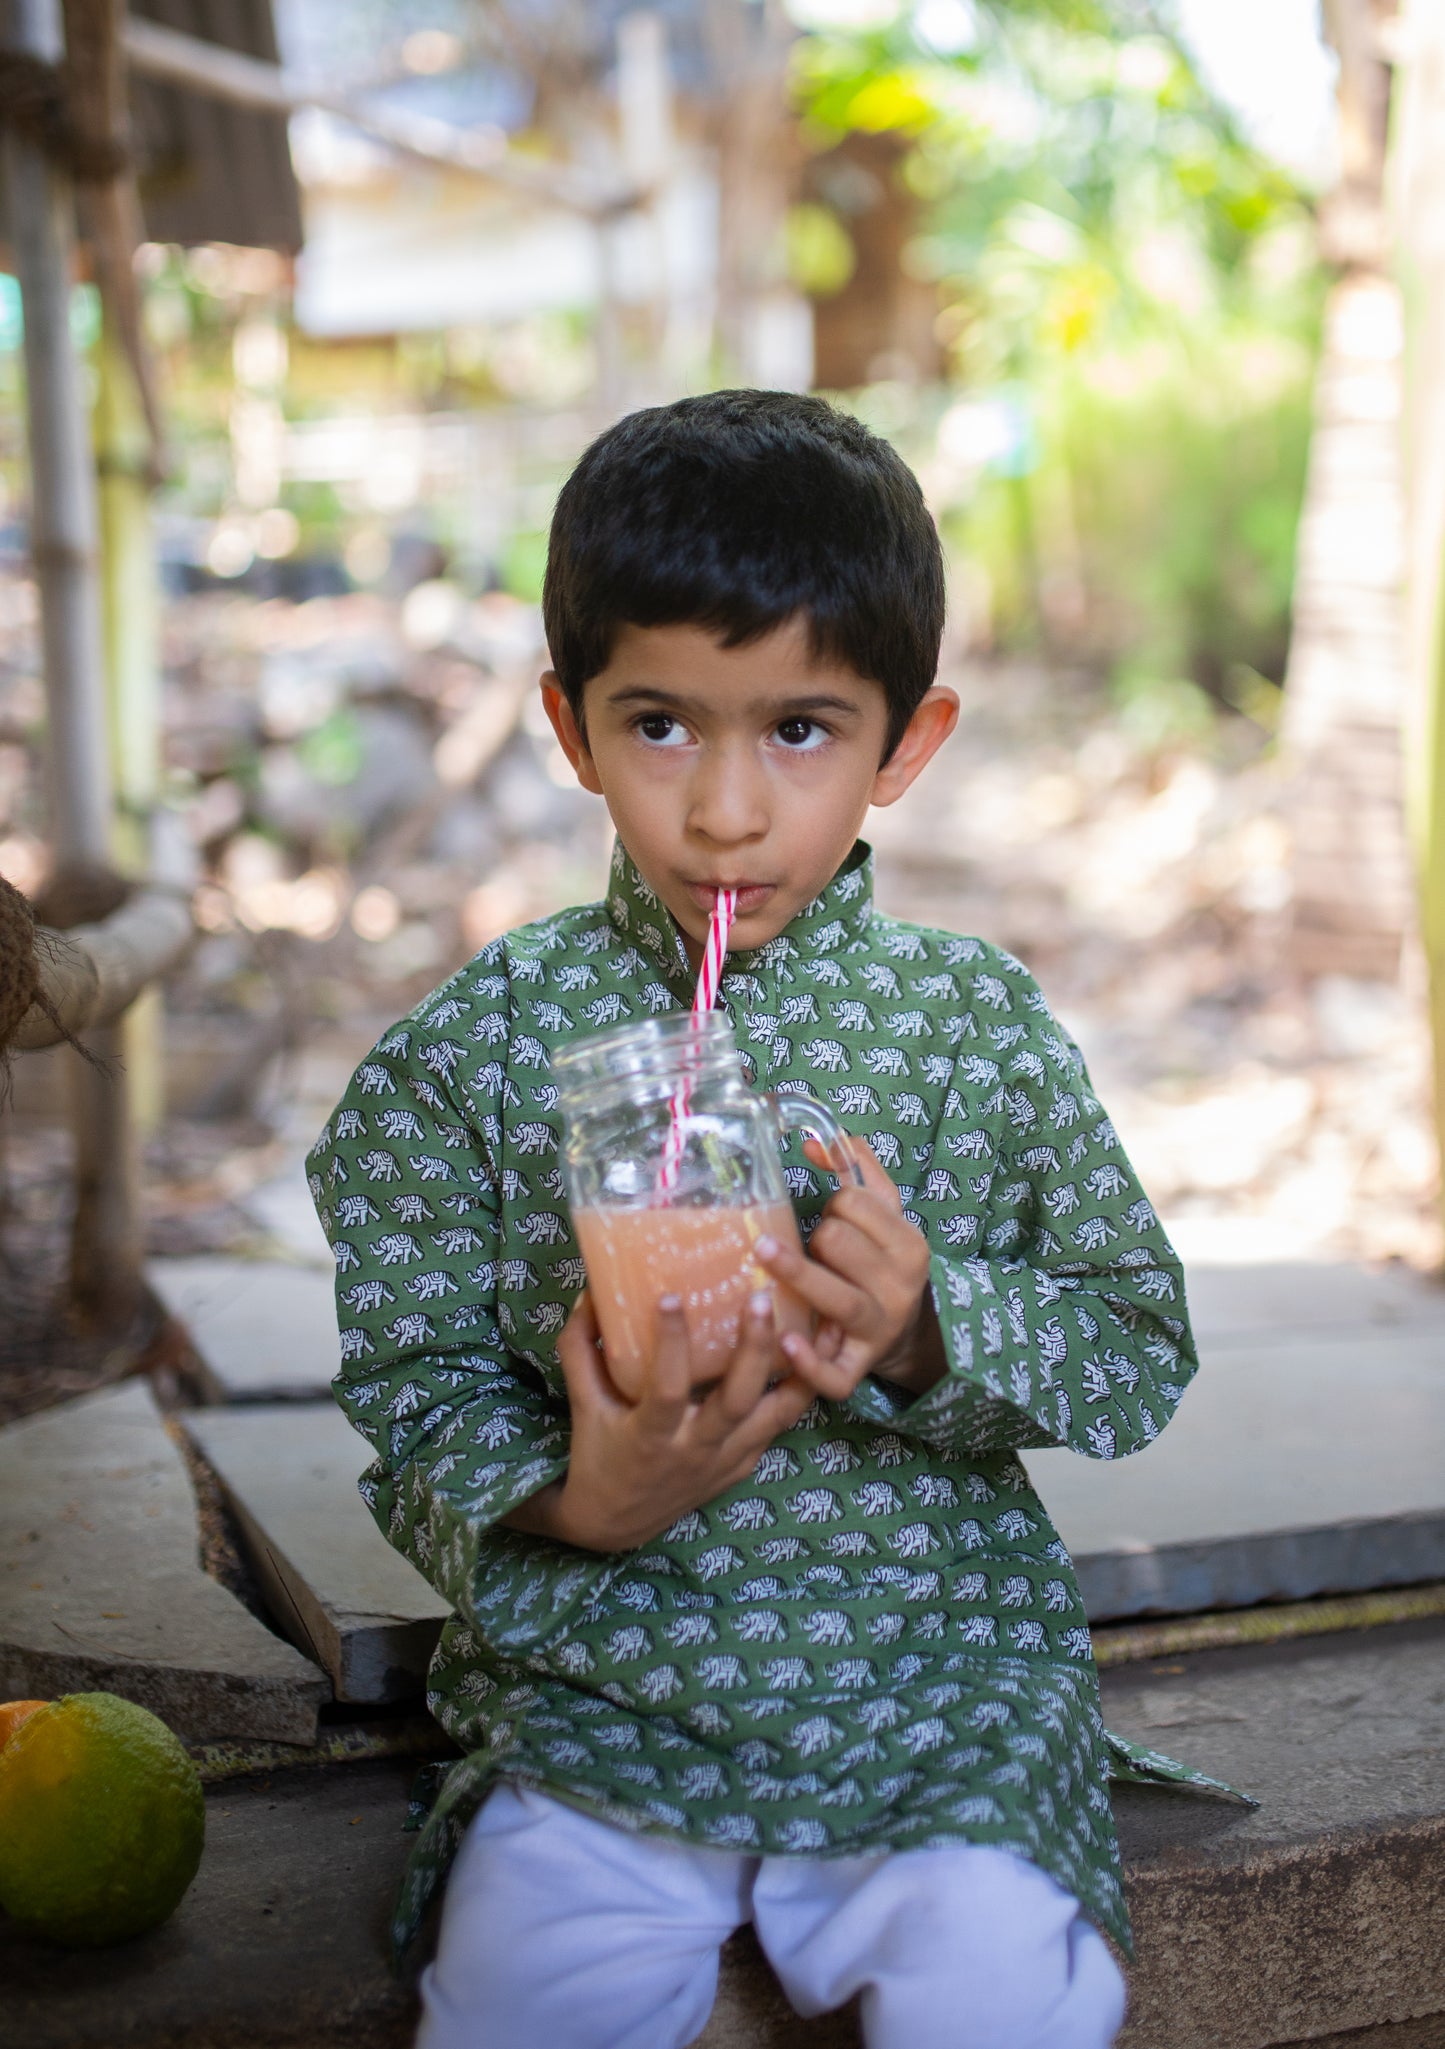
[
  {"xmin": 540, "ymin": 672, "xmax": 604, "ymax": 797},
  {"xmin": 870, "ymin": 685, "xmax": 960, "ymax": 807}
]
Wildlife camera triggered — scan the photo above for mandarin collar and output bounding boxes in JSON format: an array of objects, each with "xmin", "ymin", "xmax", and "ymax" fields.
[{"xmin": 604, "ymin": 839, "xmax": 876, "ymax": 1002}]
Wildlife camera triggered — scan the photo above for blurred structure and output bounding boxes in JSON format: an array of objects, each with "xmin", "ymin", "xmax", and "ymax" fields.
[
  {"xmin": 0, "ymin": 0, "xmax": 299, "ymax": 1323},
  {"xmin": 284, "ymin": 1, "xmax": 811, "ymax": 400},
  {"xmin": 129, "ymin": 0, "xmax": 302, "ymax": 253},
  {"xmin": 806, "ymin": 128, "xmax": 939, "ymax": 389},
  {"xmin": 1283, "ymin": 0, "xmax": 1445, "ymax": 1220},
  {"xmin": 1281, "ymin": 0, "xmax": 1412, "ymax": 980},
  {"xmin": 2, "ymin": 0, "xmax": 1442, "ymax": 1324}
]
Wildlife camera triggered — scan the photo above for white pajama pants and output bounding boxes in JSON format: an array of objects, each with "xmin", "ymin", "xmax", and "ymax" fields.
[{"xmin": 416, "ymin": 1784, "xmax": 1127, "ymax": 2049}]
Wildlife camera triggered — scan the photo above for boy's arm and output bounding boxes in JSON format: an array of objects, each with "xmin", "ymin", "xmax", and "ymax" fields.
[
  {"xmin": 843, "ymin": 960, "xmax": 1199, "ymax": 1464},
  {"xmin": 309, "ymin": 1005, "xmax": 611, "ymax": 1652}
]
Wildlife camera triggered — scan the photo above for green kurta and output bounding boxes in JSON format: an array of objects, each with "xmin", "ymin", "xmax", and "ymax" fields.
[{"xmin": 308, "ymin": 840, "xmax": 1244, "ymax": 1961}]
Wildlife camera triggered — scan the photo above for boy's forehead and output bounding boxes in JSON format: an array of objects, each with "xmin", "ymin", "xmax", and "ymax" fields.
[{"xmin": 594, "ymin": 618, "xmax": 884, "ymax": 709}]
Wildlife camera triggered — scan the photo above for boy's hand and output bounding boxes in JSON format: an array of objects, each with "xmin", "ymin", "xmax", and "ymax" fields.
[
  {"xmin": 506, "ymin": 1289, "xmax": 816, "ymax": 1553},
  {"xmin": 755, "ymin": 1138, "xmax": 947, "ymax": 1403}
]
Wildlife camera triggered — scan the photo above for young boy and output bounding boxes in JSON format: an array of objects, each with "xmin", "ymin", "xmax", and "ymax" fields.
[{"xmin": 309, "ymin": 391, "xmax": 1226, "ymax": 2049}]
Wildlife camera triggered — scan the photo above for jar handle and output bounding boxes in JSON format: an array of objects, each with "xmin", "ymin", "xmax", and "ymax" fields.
[{"xmin": 768, "ymin": 1090, "xmax": 866, "ymax": 1187}]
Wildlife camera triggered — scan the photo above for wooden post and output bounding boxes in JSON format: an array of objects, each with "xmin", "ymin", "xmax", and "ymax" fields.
[
  {"xmin": 12, "ymin": 887, "xmax": 193, "ymax": 1050},
  {"xmin": 95, "ymin": 298, "xmax": 165, "ymax": 1136},
  {"xmin": 1, "ymin": 0, "xmax": 141, "ymax": 1325}
]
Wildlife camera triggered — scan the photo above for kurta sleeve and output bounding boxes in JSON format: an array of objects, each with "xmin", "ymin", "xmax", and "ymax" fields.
[
  {"xmin": 845, "ymin": 947, "xmax": 1199, "ymax": 1463},
  {"xmin": 307, "ymin": 997, "xmax": 609, "ymax": 1652}
]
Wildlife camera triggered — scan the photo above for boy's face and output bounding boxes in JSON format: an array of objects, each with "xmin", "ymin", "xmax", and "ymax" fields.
[{"xmin": 542, "ymin": 618, "xmax": 958, "ymax": 967}]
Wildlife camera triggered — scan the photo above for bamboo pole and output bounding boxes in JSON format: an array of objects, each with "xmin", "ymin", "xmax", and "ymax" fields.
[
  {"xmin": 95, "ymin": 298, "xmax": 165, "ymax": 1134},
  {"xmin": 1, "ymin": 0, "xmax": 140, "ymax": 1325},
  {"xmin": 12, "ymin": 887, "xmax": 193, "ymax": 1051},
  {"xmin": 2, "ymin": 2, "xmax": 111, "ymax": 867}
]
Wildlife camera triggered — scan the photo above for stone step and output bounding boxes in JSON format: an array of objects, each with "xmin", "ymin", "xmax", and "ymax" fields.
[
  {"xmin": 1180, "ymin": 1259, "xmax": 1445, "ymax": 1349},
  {"xmin": 0, "ymin": 1758, "xmax": 419, "ymax": 2049},
  {"xmin": 181, "ymin": 1404, "xmax": 451, "ymax": 1704},
  {"xmin": 1099, "ymin": 1619, "xmax": 1445, "ymax": 2049},
  {"xmin": 1022, "ymin": 1326, "xmax": 1445, "ymax": 1619},
  {"xmin": 150, "ymin": 1257, "xmax": 339, "ymax": 1404},
  {"xmin": 0, "ymin": 1381, "xmax": 328, "ymax": 1744},
  {"xmin": 156, "ymin": 1252, "xmax": 1445, "ymax": 1632},
  {"xmin": 4, "ymin": 1622, "xmax": 1441, "ymax": 2048}
]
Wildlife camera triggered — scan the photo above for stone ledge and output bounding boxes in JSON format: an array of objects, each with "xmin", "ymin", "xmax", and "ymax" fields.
[
  {"xmin": 4, "ymin": 1623, "xmax": 1443, "ymax": 2048},
  {"xmin": 180, "ymin": 1405, "xmax": 451, "ymax": 1705},
  {"xmin": 0, "ymin": 1382, "xmax": 329, "ymax": 1745},
  {"xmin": 149, "ymin": 1258, "xmax": 340, "ymax": 1404},
  {"xmin": 1021, "ymin": 1326, "xmax": 1445, "ymax": 1620}
]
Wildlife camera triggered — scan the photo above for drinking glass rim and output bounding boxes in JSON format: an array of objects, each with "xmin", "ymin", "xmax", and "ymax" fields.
[{"xmin": 551, "ymin": 1009, "xmax": 737, "ymax": 1083}]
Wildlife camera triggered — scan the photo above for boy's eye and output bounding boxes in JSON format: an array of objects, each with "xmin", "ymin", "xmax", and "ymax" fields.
[
  {"xmin": 636, "ymin": 714, "xmax": 688, "ymax": 747},
  {"xmin": 774, "ymin": 718, "xmax": 827, "ymax": 751}
]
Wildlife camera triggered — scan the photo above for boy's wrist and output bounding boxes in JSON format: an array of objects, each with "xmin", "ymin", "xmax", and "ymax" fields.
[
  {"xmin": 509, "ymin": 1475, "xmax": 602, "ymax": 1549},
  {"xmin": 549, "ymin": 1479, "xmax": 617, "ymax": 1552},
  {"xmin": 519, "ymin": 1474, "xmax": 646, "ymax": 1554},
  {"xmin": 871, "ymin": 1292, "xmax": 948, "ymax": 1398}
]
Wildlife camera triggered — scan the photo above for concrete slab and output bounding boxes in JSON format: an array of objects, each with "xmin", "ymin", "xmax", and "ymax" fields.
[
  {"xmin": 182, "ymin": 1405, "xmax": 451, "ymax": 1704},
  {"xmin": 1183, "ymin": 1260, "xmax": 1445, "ymax": 1349},
  {"xmin": 150, "ymin": 1257, "xmax": 340, "ymax": 1404},
  {"xmin": 4, "ymin": 1623, "xmax": 1442, "ymax": 2048},
  {"xmin": 1024, "ymin": 1329, "xmax": 1445, "ymax": 1619},
  {"xmin": 0, "ymin": 1382, "xmax": 328, "ymax": 1743},
  {"xmin": 243, "ymin": 1165, "xmax": 334, "ymax": 1271},
  {"xmin": 153, "ymin": 1248, "xmax": 1445, "ymax": 1624}
]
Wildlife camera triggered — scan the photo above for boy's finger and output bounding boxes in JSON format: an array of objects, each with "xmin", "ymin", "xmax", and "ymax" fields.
[
  {"xmin": 802, "ymin": 1135, "xmax": 900, "ymax": 1208},
  {"xmin": 556, "ymin": 1292, "xmax": 623, "ymax": 1411},
  {"xmin": 807, "ymin": 1214, "xmax": 891, "ymax": 1289},
  {"xmin": 637, "ymin": 1295, "xmax": 692, "ymax": 1426},
  {"xmin": 561, "ymin": 1288, "xmax": 600, "ymax": 1347},
  {"xmin": 822, "ymin": 1187, "xmax": 911, "ymax": 1253},
  {"xmin": 716, "ymin": 1376, "xmax": 815, "ymax": 1493},
  {"xmin": 713, "ymin": 1291, "xmax": 781, "ymax": 1428},
  {"xmin": 742, "ymin": 1371, "xmax": 817, "ymax": 1445},
  {"xmin": 777, "ymin": 1326, "xmax": 866, "ymax": 1402},
  {"xmin": 753, "ymin": 1232, "xmax": 867, "ymax": 1330}
]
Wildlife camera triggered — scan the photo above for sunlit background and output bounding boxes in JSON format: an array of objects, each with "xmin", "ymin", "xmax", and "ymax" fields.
[{"xmin": 2, "ymin": 0, "xmax": 1438, "ymax": 1349}]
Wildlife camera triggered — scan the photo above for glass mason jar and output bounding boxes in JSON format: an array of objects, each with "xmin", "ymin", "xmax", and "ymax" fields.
[{"xmin": 552, "ymin": 1012, "xmax": 862, "ymax": 1396}]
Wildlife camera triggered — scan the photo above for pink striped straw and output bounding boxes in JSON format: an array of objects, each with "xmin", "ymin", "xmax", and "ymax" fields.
[{"xmin": 657, "ymin": 887, "xmax": 737, "ymax": 1197}]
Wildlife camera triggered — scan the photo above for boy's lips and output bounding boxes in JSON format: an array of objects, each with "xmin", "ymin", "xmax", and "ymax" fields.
[{"xmin": 685, "ymin": 881, "xmax": 775, "ymax": 915}]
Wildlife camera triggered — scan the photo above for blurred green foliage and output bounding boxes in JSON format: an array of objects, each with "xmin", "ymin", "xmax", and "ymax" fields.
[
  {"xmin": 786, "ymin": 203, "xmax": 860, "ymax": 297},
  {"xmin": 793, "ymin": 0, "xmax": 1325, "ymax": 734},
  {"xmin": 499, "ymin": 527, "xmax": 550, "ymax": 604},
  {"xmin": 297, "ymin": 707, "xmax": 366, "ymax": 787}
]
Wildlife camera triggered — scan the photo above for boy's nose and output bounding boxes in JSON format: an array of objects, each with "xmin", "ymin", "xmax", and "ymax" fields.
[{"xmin": 685, "ymin": 755, "xmax": 769, "ymax": 847}]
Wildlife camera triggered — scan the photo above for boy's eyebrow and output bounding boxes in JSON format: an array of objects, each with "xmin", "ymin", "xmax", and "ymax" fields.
[{"xmin": 602, "ymin": 684, "xmax": 865, "ymax": 720}]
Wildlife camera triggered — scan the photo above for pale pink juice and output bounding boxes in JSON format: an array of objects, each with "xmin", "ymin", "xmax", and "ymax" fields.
[{"xmin": 574, "ymin": 1201, "xmax": 810, "ymax": 1395}]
